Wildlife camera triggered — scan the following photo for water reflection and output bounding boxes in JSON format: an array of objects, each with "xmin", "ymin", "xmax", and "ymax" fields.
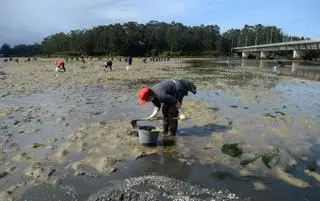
[
  {"xmin": 186, "ymin": 59, "xmax": 320, "ymax": 81},
  {"xmin": 184, "ymin": 59, "xmax": 280, "ymax": 88},
  {"xmin": 241, "ymin": 59, "xmax": 246, "ymax": 67},
  {"xmin": 287, "ymin": 61, "xmax": 320, "ymax": 81},
  {"xmin": 256, "ymin": 60, "xmax": 320, "ymax": 81},
  {"xmin": 259, "ymin": 60, "xmax": 266, "ymax": 68},
  {"xmin": 292, "ymin": 61, "xmax": 297, "ymax": 72}
]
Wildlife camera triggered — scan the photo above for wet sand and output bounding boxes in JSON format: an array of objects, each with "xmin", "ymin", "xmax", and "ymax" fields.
[{"xmin": 0, "ymin": 58, "xmax": 320, "ymax": 200}]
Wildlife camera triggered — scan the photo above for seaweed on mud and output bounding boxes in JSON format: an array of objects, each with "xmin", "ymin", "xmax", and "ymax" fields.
[
  {"xmin": 221, "ymin": 143, "xmax": 243, "ymax": 158},
  {"xmin": 272, "ymin": 146, "xmax": 281, "ymax": 153},
  {"xmin": 259, "ymin": 146, "xmax": 282, "ymax": 169},
  {"xmin": 0, "ymin": 171, "xmax": 9, "ymax": 179},
  {"xmin": 285, "ymin": 165, "xmax": 296, "ymax": 174},
  {"xmin": 207, "ymin": 107, "xmax": 220, "ymax": 112},
  {"xmin": 261, "ymin": 153, "xmax": 278, "ymax": 169},
  {"xmin": 275, "ymin": 111, "xmax": 286, "ymax": 116},
  {"xmin": 240, "ymin": 155, "xmax": 261, "ymax": 166},
  {"xmin": 263, "ymin": 113, "xmax": 276, "ymax": 118},
  {"xmin": 236, "ymin": 146, "xmax": 282, "ymax": 168},
  {"xmin": 31, "ymin": 143, "xmax": 45, "ymax": 148}
]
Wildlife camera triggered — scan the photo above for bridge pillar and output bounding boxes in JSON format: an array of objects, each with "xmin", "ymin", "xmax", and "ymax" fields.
[
  {"xmin": 293, "ymin": 50, "xmax": 306, "ymax": 59},
  {"xmin": 242, "ymin": 52, "xmax": 248, "ymax": 59},
  {"xmin": 260, "ymin": 51, "xmax": 269, "ymax": 59}
]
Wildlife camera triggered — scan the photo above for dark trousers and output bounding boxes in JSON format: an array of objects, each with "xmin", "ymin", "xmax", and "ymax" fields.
[
  {"xmin": 105, "ymin": 64, "xmax": 112, "ymax": 71},
  {"xmin": 162, "ymin": 104, "xmax": 179, "ymax": 135},
  {"xmin": 59, "ymin": 64, "xmax": 66, "ymax": 72}
]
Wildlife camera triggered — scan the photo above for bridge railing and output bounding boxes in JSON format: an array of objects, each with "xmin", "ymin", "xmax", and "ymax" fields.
[{"xmin": 232, "ymin": 40, "xmax": 320, "ymax": 50}]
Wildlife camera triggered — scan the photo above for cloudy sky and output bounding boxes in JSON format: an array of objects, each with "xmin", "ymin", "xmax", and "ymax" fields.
[{"xmin": 1, "ymin": 0, "xmax": 319, "ymax": 46}]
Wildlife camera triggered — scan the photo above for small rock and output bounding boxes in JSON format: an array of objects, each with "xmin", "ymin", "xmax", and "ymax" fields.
[
  {"xmin": 46, "ymin": 145, "xmax": 55, "ymax": 150},
  {"xmin": 253, "ymin": 182, "xmax": 267, "ymax": 191},
  {"xmin": 289, "ymin": 159, "xmax": 298, "ymax": 167},
  {"xmin": 30, "ymin": 143, "xmax": 45, "ymax": 149},
  {"xmin": 56, "ymin": 117, "xmax": 65, "ymax": 122},
  {"xmin": 6, "ymin": 185, "xmax": 18, "ymax": 194},
  {"xmin": 98, "ymin": 121, "xmax": 107, "ymax": 125},
  {"xmin": 110, "ymin": 167, "xmax": 117, "ymax": 173},
  {"xmin": 90, "ymin": 111, "xmax": 102, "ymax": 115},
  {"xmin": 13, "ymin": 120, "xmax": 20, "ymax": 125},
  {"xmin": 88, "ymin": 173, "xmax": 99, "ymax": 178},
  {"xmin": 23, "ymin": 119, "xmax": 31, "ymax": 123},
  {"xmin": 1, "ymin": 125, "xmax": 8, "ymax": 129},
  {"xmin": 57, "ymin": 149, "xmax": 68, "ymax": 157},
  {"xmin": 27, "ymin": 128, "xmax": 40, "ymax": 134},
  {"xmin": 49, "ymin": 168, "xmax": 56, "ymax": 177},
  {"xmin": 75, "ymin": 171, "xmax": 86, "ymax": 176}
]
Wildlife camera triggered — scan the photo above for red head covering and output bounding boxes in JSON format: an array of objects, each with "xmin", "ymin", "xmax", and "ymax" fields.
[
  {"xmin": 138, "ymin": 87, "xmax": 153, "ymax": 106},
  {"xmin": 55, "ymin": 59, "xmax": 64, "ymax": 67}
]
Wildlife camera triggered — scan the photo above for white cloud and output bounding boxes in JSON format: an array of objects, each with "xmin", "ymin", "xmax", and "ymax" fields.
[{"xmin": 3, "ymin": 0, "xmax": 221, "ymax": 44}]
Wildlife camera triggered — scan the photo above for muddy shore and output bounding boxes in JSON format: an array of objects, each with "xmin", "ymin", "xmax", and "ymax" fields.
[{"xmin": 0, "ymin": 58, "xmax": 320, "ymax": 200}]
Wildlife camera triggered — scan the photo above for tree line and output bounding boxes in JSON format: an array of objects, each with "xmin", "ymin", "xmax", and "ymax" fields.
[{"xmin": 0, "ymin": 21, "xmax": 307, "ymax": 57}]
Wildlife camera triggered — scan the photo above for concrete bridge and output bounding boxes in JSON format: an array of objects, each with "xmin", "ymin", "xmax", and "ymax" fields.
[{"xmin": 232, "ymin": 40, "xmax": 320, "ymax": 59}]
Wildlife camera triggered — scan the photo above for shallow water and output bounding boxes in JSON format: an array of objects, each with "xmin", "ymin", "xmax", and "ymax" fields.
[
  {"xmin": 176, "ymin": 59, "xmax": 320, "ymax": 200},
  {"xmin": 19, "ymin": 155, "xmax": 249, "ymax": 201},
  {"xmin": 184, "ymin": 59, "xmax": 320, "ymax": 81}
]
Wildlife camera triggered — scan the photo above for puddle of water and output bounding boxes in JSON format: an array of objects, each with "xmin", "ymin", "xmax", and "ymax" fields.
[
  {"xmin": 174, "ymin": 59, "xmax": 320, "ymax": 200},
  {"xmin": 184, "ymin": 59, "xmax": 320, "ymax": 81},
  {"xmin": 19, "ymin": 154, "xmax": 320, "ymax": 201}
]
